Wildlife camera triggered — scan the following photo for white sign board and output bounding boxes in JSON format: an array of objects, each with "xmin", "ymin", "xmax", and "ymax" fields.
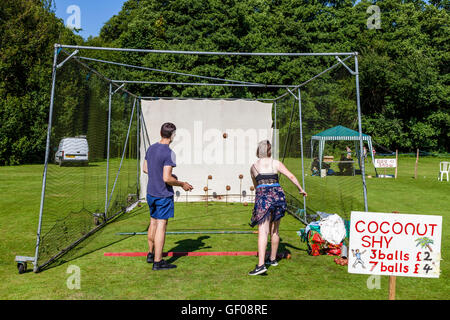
[
  {"xmin": 348, "ymin": 211, "xmax": 442, "ymax": 278},
  {"xmin": 374, "ymin": 158, "xmax": 397, "ymax": 168}
]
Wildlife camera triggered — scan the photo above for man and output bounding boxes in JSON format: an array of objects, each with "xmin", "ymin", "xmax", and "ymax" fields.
[{"xmin": 143, "ymin": 122, "xmax": 193, "ymax": 270}]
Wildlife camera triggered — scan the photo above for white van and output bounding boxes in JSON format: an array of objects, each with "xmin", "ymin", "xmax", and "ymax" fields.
[{"xmin": 54, "ymin": 136, "xmax": 89, "ymax": 166}]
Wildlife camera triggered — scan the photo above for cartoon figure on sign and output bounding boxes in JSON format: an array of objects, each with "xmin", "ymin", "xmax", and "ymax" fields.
[{"xmin": 351, "ymin": 249, "xmax": 366, "ymax": 269}]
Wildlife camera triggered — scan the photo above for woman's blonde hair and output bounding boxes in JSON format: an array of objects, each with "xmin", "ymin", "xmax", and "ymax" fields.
[{"xmin": 256, "ymin": 140, "xmax": 272, "ymax": 158}]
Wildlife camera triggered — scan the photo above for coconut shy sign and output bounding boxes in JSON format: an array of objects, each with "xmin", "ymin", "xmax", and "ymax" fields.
[{"xmin": 348, "ymin": 211, "xmax": 442, "ymax": 278}]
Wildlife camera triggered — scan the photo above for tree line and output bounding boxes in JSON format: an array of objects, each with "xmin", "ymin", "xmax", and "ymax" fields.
[{"xmin": 0, "ymin": 0, "xmax": 448, "ymax": 165}]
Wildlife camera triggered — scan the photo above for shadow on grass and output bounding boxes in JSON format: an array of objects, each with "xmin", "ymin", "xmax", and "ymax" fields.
[
  {"xmin": 165, "ymin": 236, "xmax": 212, "ymax": 264},
  {"xmin": 278, "ymin": 239, "xmax": 306, "ymax": 253}
]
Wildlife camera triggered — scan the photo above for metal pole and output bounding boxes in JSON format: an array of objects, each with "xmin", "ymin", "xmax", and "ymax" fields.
[
  {"xmin": 57, "ymin": 44, "xmax": 356, "ymax": 57},
  {"xmin": 33, "ymin": 46, "xmax": 59, "ymax": 272},
  {"xmin": 273, "ymin": 55, "xmax": 353, "ymax": 102},
  {"xmin": 282, "ymin": 98, "xmax": 297, "ymax": 162},
  {"xmin": 59, "ymin": 48, "xmax": 139, "ymax": 99},
  {"xmin": 78, "ymin": 56, "xmax": 262, "ymax": 86},
  {"xmin": 273, "ymin": 100, "xmax": 277, "ymax": 159},
  {"xmin": 140, "ymin": 114, "xmax": 148, "ymax": 151},
  {"xmin": 107, "ymin": 98, "xmax": 136, "ymax": 212},
  {"xmin": 136, "ymin": 99, "xmax": 140, "ymax": 198},
  {"xmin": 111, "ymin": 80, "xmax": 295, "ymax": 88},
  {"xmin": 298, "ymin": 88, "xmax": 307, "ymax": 216},
  {"xmin": 141, "ymin": 108, "xmax": 151, "ymax": 146},
  {"xmin": 105, "ymin": 82, "xmax": 112, "ymax": 218},
  {"xmin": 139, "ymin": 96, "xmax": 274, "ymax": 101},
  {"xmin": 354, "ymin": 54, "xmax": 368, "ymax": 212}
]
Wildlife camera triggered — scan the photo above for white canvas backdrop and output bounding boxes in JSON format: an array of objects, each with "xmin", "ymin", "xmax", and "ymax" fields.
[{"xmin": 140, "ymin": 99, "xmax": 274, "ymax": 202}]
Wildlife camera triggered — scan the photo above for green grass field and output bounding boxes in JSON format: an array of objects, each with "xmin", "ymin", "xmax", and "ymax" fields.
[{"xmin": 0, "ymin": 155, "xmax": 448, "ymax": 299}]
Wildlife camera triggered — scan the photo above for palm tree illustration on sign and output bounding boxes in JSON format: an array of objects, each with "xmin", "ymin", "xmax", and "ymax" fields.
[{"xmin": 415, "ymin": 237, "xmax": 434, "ymax": 252}]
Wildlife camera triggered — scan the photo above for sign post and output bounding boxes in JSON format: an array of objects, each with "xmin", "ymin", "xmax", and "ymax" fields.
[
  {"xmin": 395, "ymin": 150, "xmax": 398, "ymax": 179},
  {"xmin": 348, "ymin": 211, "xmax": 442, "ymax": 299},
  {"xmin": 388, "ymin": 211, "xmax": 399, "ymax": 300},
  {"xmin": 415, "ymin": 148, "xmax": 419, "ymax": 179}
]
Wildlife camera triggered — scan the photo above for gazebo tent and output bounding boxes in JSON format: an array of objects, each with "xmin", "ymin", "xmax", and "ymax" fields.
[{"xmin": 310, "ymin": 125, "xmax": 375, "ymax": 170}]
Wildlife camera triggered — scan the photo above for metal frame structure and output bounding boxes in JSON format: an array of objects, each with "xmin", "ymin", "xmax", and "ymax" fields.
[{"xmin": 16, "ymin": 44, "xmax": 368, "ymax": 273}]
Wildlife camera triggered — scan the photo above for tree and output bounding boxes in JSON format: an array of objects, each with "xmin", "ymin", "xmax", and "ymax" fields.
[{"xmin": 0, "ymin": 0, "xmax": 83, "ymax": 165}]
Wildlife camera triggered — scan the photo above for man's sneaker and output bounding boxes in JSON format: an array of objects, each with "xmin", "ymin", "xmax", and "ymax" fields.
[
  {"xmin": 248, "ymin": 264, "xmax": 267, "ymax": 276},
  {"xmin": 152, "ymin": 259, "xmax": 177, "ymax": 270},
  {"xmin": 265, "ymin": 258, "xmax": 278, "ymax": 267},
  {"xmin": 147, "ymin": 252, "xmax": 154, "ymax": 263}
]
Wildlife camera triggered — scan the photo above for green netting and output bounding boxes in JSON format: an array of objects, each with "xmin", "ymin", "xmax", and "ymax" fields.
[
  {"xmin": 37, "ymin": 53, "xmax": 139, "ymax": 269},
  {"xmin": 275, "ymin": 63, "xmax": 367, "ymax": 224}
]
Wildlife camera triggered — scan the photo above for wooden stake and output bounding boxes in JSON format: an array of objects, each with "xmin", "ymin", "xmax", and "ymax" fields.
[
  {"xmin": 395, "ymin": 149, "xmax": 398, "ymax": 179},
  {"xmin": 389, "ymin": 274, "xmax": 396, "ymax": 300},
  {"xmin": 414, "ymin": 148, "xmax": 419, "ymax": 179},
  {"xmin": 238, "ymin": 174, "xmax": 243, "ymax": 203},
  {"xmin": 389, "ymin": 211, "xmax": 399, "ymax": 300}
]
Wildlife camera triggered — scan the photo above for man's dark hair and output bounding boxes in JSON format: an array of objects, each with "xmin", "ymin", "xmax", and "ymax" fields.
[{"xmin": 160, "ymin": 122, "xmax": 176, "ymax": 138}]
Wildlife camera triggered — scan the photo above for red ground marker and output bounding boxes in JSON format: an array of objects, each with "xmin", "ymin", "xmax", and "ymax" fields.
[
  {"xmin": 104, "ymin": 251, "xmax": 291, "ymax": 258},
  {"xmin": 104, "ymin": 251, "xmax": 257, "ymax": 257}
]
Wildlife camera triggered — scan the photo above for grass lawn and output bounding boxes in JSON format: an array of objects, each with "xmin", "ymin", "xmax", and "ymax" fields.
[{"xmin": 0, "ymin": 155, "xmax": 448, "ymax": 299}]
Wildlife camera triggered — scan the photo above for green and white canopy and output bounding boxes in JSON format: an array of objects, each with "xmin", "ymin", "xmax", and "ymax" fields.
[{"xmin": 310, "ymin": 125, "xmax": 374, "ymax": 168}]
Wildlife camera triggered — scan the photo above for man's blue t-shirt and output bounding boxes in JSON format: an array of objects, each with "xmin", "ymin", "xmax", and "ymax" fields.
[{"xmin": 145, "ymin": 143, "xmax": 176, "ymax": 198}]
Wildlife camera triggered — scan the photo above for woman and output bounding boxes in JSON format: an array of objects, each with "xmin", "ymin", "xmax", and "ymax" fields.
[{"xmin": 248, "ymin": 140, "xmax": 307, "ymax": 276}]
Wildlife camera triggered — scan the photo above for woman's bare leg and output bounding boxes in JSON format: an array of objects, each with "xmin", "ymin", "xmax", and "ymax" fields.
[
  {"xmin": 269, "ymin": 220, "xmax": 281, "ymax": 261},
  {"xmin": 258, "ymin": 219, "xmax": 270, "ymax": 266}
]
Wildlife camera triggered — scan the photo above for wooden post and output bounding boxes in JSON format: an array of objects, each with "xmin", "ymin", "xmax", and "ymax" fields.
[
  {"xmin": 389, "ymin": 274, "xmax": 396, "ymax": 300},
  {"xmin": 389, "ymin": 211, "xmax": 399, "ymax": 300},
  {"xmin": 414, "ymin": 148, "xmax": 419, "ymax": 179},
  {"xmin": 204, "ymin": 186, "xmax": 209, "ymax": 213},
  {"xmin": 395, "ymin": 149, "xmax": 398, "ymax": 179},
  {"xmin": 239, "ymin": 174, "xmax": 243, "ymax": 203},
  {"xmin": 206, "ymin": 175, "xmax": 212, "ymax": 207}
]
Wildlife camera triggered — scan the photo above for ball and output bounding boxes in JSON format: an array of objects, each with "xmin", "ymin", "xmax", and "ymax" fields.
[
  {"xmin": 243, "ymin": 202, "xmax": 248, "ymax": 206},
  {"xmin": 203, "ymin": 186, "xmax": 208, "ymax": 192},
  {"xmin": 226, "ymin": 185, "xmax": 231, "ymax": 191},
  {"xmin": 250, "ymin": 186, "xmax": 255, "ymax": 191},
  {"xmin": 223, "ymin": 133, "xmax": 228, "ymax": 139},
  {"xmin": 239, "ymin": 174, "xmax": 243, "ymax": 179},
  {"xmin": 286, "ymin": 253, "xmax": 292, "ymax": 259},
  {"xmin": 208, "ymin": 175, "xmax": 212, "ymax": 180}
]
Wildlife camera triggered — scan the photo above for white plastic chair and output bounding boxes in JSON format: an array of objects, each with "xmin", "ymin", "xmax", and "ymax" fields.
[{"xmin": 439, "ymin": 162, "xmax": 449, "ymax": 182}]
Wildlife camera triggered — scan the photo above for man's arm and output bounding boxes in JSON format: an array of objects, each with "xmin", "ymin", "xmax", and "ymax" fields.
[
  {"xmin": 143, "ymin": 160, "xmax": 148, "ymax": 174},
  {"xmin": 163, "ymin": 166, "xmax": 193, "ymax": 191}
]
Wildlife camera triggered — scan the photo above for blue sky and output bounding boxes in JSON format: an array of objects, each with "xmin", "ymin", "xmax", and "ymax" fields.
[{"xmin": 53, "ymin": 0, "xmax": 128, "ymax": 39}]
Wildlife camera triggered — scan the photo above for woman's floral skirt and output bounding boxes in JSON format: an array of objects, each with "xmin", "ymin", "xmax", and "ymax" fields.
[{"xmin": 250, "ymin": 185, "xmax": 287, "ymax": 227}]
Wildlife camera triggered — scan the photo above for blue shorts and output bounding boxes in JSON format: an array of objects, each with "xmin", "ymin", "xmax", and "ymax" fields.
[{"xmin": 146, "ymin": 195, "xmax": 174, "ymax": 220}]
